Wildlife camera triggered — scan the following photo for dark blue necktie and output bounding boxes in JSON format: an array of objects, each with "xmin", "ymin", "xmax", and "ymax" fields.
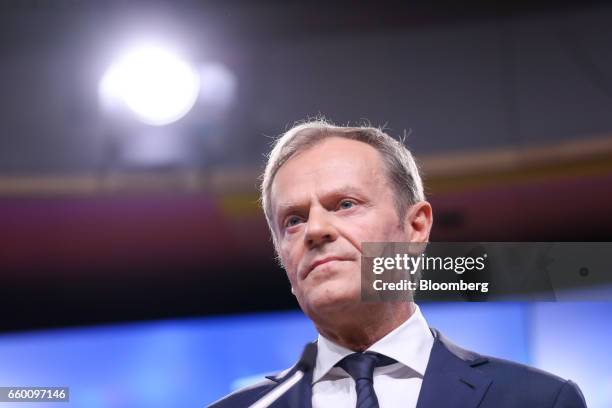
[{"xmin": 336, "ymin": 352, "xmax": 396, "ymax": 408}]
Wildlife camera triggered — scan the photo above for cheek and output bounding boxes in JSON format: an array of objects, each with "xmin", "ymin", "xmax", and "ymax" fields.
[
  {"xmin": 343, "ymin": 216, "xmax": 386, "ymax": 240},
  {"xmin": 280, "ymin": 245, "xmax": 300, "ymax": 283},
  {"xmin": 340, "ymin": 211, "xmax": 403, "ymax": 244}
]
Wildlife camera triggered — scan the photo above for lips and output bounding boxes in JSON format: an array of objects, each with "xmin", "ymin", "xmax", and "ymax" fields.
[{"xmin": 302, "ymin": 256, "xmax": 349, "ymax": 280}]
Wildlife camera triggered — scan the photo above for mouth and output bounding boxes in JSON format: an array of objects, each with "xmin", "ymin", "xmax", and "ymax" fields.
[{"xmin": 303, "ymin": 256, "xmax": 349, "ymax": 280}]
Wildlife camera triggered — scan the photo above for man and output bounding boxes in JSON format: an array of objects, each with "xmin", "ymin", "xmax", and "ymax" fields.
[{"xmin": 210, "ymin": 120, "xmax": 586, "ymax": 407}]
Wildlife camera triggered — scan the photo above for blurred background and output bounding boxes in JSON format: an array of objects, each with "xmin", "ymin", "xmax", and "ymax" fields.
[{"xmin": 0, "ymin": 0, "xmax": 611, "ymax": 407}]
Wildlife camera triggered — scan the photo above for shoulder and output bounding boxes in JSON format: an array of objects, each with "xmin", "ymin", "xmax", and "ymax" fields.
[
  {"xmin": 207, "ymin": 341, "xmax": 317, "ymax": 408},
  {"xmin": 478, "ymin": 355, "xmax": 586, "ymax": 407},
  {"xmin": 432, "ymin": 329, "xmax": 587, "ymax": 407},
  {"xmin": 207, "ymin": 376, "xmax": 277, "ymax": 408}
]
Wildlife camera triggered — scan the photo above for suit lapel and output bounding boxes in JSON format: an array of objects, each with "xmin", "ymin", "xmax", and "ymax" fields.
[
  {"xmin": 416, "ymin": 330, "xmax": 492, "ymax": 408},
  {"xmin": 264, "ymin": 342, "xmax": 316, "ymax": 408},
  {"xmin": 262, "ymin": 332, "xmax": 491, "ymax": 408}
]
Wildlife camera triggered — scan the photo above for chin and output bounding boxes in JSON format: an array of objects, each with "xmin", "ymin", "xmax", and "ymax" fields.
[{"xmin": 302, "ymin": 280, "xmax": 361, "ymax": 316}]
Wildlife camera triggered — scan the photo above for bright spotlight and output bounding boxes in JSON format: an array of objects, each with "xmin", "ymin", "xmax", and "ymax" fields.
[{"xmin": 100, "ymin": 45, "xmax": 200, "ymax": 126}]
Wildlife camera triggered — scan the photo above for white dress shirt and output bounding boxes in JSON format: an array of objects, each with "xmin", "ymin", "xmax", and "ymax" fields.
[{"xmin": 312, "ymin": 305, "xmax": 434, "ymax": 408}]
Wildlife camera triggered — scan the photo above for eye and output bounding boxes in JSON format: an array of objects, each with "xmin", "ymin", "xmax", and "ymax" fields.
[
  {"xmin": 284, "ymin": 215, "xmax": 303, "ymax": 228},
  {"xmin": 338, "ymin": 200, "xmax": 355, "ymax": 210}
]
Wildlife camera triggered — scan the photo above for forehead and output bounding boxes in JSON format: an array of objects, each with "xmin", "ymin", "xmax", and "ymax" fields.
[{"xmin": 270, "ymin": 137, "xmax": 387, "ymax": 207}]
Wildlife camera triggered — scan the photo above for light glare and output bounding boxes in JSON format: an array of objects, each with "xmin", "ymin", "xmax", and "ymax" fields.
[{"xmin": 101, "ymin": 46, "xmax": 200, "ymax": 126}]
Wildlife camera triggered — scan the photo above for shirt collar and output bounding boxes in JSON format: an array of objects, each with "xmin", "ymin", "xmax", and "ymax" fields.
[{"xmin": 313, "ymin": 304, "xmax": 433, "ymax": 384}]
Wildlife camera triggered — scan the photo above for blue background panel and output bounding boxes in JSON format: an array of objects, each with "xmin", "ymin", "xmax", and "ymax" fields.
[{"xmin": 0, "ymin": 303, "xmax": 609, "ymax": 407}]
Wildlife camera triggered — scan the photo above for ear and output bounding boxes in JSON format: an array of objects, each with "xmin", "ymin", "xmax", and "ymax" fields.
[{"xmin": 404, "ymin": 201, "xmax": 433, "ymax": 242}]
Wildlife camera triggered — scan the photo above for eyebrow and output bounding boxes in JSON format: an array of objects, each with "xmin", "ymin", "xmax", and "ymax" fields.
[{"xmin": 274, "ymin": 185, "xmax": 368, "ymax": 224}]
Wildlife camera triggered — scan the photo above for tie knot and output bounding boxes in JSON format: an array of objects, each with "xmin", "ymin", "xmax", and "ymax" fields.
[{"xmin": 336, "ymin": 352, "xmax": 396, "ymax": 382}]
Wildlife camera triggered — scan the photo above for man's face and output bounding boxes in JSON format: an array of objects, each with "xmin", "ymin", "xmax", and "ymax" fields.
[{"xmin": 270, "ymin": 137, "xmax": 427, "ymax": 321}]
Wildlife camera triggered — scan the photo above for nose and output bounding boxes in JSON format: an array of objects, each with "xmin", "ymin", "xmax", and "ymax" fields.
[{"xmin": 304, "ymin": 206, "xmax": 338, "ymax": 248}]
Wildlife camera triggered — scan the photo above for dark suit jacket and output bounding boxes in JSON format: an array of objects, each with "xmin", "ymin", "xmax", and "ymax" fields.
[{"xmin": 208, "ymin": 329, "xmax": 587, "ymax": 407}]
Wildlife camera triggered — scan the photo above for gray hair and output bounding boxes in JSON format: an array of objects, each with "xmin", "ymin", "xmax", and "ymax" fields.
[{"xmin": 260, "ymin": 119, "xmax": 425, "ymax": 243}]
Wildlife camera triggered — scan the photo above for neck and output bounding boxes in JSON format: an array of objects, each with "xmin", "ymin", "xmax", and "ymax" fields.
[{"xmin": 313, "ymin": 302, "xmax": 415, "ymax": 352}]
